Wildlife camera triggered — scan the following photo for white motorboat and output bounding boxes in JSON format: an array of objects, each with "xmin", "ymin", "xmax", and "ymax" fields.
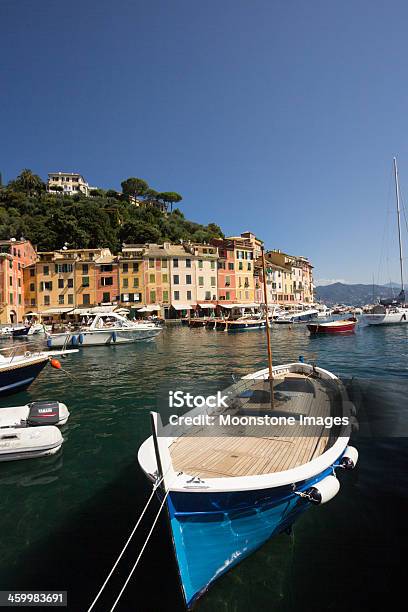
[
  {"xmin": 46, "ymin": 311, "xmax": 163, "ymax": 348},
  {"xmin": 363, "ymin": 158, "xmax": 408, "ymax": 326},
  {"xmin": 274, "ymin": 308, "xmax": 319, "ymax": 324},
  {"xmin": 315, "ymin": 304, "xmax": 333, "ymax": 318}
]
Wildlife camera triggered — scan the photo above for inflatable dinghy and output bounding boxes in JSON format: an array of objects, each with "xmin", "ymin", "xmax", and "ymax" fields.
[
  {"xmin": 0, "ymin": 426, "xmax": 63, "ymax": 461},
  {"xmin": 0, "ymin": 401, "xmax": 69, "ymax": 462},
  {"xmin": 0, "ymin": 401, "xmax": 69, "ymax": 429}
]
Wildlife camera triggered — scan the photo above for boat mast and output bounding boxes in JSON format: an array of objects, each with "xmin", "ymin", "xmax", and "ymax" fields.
[
  {"xmin": 393, "ymin": 156, "xmax": 404, "ymax": 291},
  {"xmin": 261, "ymin": 246, "xmax": 274, "ymax": 409}
]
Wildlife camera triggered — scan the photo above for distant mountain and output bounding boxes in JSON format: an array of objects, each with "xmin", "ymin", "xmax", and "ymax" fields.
[{"xmin": 315, "ymin": 282, "xmax": 402, "ymax": 306}]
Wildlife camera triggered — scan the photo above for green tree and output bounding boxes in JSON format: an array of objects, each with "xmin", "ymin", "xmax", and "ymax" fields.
[
  {"xmin": 157, "ymin": 191, "xmax": 183, "ymax": 212},
  {"xmin": 9, "ymin": 169, "xmax": 45, "ymax": 196},
  {"xmin": 120, "ymin": 220, "xmax": 161, "ymax": 244},
  {"xmin": 121, "ymin": 177, "xmax": 149, "ymax": 199}
]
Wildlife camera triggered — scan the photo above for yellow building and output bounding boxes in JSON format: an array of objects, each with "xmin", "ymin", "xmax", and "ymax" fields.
[
  {"xmin": 225, "ymin": 233, "xmax": 259, "ymax": 303},
  {"xmin": 118, "ymin": 245, "xmax": 145, "ymax": 308},
  {"xmin": 25, "ymin": 248, "xmax": 112, "ymax": 315},
  {"xmin": 143, "ymin": 244, "xmax": 171, "ymax": 315}
]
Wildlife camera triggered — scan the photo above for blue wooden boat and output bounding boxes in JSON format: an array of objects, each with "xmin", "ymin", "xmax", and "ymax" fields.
[{"xmin": 138, "ymin": 362, "xmax": 358, "ymax": 608}]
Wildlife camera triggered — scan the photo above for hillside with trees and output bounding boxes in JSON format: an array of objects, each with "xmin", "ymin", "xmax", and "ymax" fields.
[{"xmin": 0, "ymin": 169, "xmax": 223, "ymax": 251}]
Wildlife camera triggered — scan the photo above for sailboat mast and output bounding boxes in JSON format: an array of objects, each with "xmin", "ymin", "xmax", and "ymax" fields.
[
  {"xmin": 261, "ymin": 246, "xmax": 274, "ymax": 409},
  {"xmin": 393, "ymin": 156, "xmax": 404, "ymax": 291}
]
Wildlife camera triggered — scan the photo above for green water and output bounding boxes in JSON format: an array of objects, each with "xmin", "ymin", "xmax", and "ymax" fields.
[{"xmin": 0, "ymin": 324, "xmax": 407, "ymax": 611}]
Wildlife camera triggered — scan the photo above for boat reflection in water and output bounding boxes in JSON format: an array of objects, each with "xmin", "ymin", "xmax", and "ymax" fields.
[{"xmin": 138, "ymin": 361, "xmax": 358, "ymax": 609}]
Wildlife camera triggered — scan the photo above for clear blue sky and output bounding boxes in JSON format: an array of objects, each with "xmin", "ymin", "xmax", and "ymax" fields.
[{"xmin": 2, "ymin": 0, "xmax": 408, "ymax": 285}]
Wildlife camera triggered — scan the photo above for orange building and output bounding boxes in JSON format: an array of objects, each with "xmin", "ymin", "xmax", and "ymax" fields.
[{"xmin": 0, "ymin": 239, "xmax": 37, "ymax": 324}]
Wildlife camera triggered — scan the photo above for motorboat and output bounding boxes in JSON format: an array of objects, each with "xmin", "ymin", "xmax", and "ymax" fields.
[
  {"xmin": 0, "ymin": 346, "xmax": 78, "ymax": 396},
  {"xmin": 307, "ymin": 317, "xmax": 357, "ymax": 335},
  {"xmin": 138, "ymin": 361, "xmax": 358, "ymax": 609},
  {"xmin": 274, "ymin": 308, "xmax": 319, "ymax": 324},
  {"xmin": 315, "ymin": 304, "xmax": 333, "ymax": 318},
  {"xmin": 46, "ymin": 311, "xmax": 162, "ymax": 348},
  {"xmin": 0, "ymin": 400, "xmax": 70, "ymax": 462}
]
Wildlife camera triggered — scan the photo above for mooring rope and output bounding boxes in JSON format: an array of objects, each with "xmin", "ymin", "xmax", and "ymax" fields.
[
  {"xmin": 109, "ymin": 487, "xmax": 172, "ymax": 612},
  {"xmin": 86, "ymin": 474, "xmax": 165, "ymax": 612}
]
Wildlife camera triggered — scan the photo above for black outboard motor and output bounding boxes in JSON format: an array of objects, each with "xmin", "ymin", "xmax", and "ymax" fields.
[{"xmin": 27, "ymin": 401, "xmax": 60, "ymax": 426}]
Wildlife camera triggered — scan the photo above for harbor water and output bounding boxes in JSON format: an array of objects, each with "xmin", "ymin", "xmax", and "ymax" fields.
[{"xmin": 0, "ymin": 323, "xmax": 407, "ymax": 611}]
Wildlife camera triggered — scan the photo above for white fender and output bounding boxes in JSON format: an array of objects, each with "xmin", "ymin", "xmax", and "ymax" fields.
[
  {"xmin": 306, "ymin": 475, "xmax": 340, "ymax": 505},
  {"xmin": 341, "ymin": 445, "xmax": 359, "ymax": 469}
]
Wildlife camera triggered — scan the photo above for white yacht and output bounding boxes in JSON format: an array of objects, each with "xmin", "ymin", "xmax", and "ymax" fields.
[
  {"xmin": 46, "ymin": 311, "xmax": 162, "ymax": 348},
  {"xmin": 363, "ymin": 157, "xmax": 408, "ymax": 326}
]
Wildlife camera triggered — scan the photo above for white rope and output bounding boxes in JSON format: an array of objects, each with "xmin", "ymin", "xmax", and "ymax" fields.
[
  {"xmin": 109, "ymin": 487, "xmax": 171, "ymax": 612},
  {"xmin": 86, "ymin": 475, "xmax": 164, "ymax": 612}
]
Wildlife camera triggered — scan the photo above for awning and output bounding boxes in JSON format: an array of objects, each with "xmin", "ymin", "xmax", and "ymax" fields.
[
  {"xmin": 39, "ymin": 308, "xmax": 75, "ymax": 315},
  {"xmin": 197, "ymin": 302, "xmax": 216, "ymax": 308},
  {"xmin": 219, "ymin": 303, "xmax": 260, "ymax": 309},
  {"xmin": 137, "ymin": 304, "xmax": 161, "ymax": 312},
  {"xmin": 172, "ymin": 304, "xmax": 194, "ymax": 310}
]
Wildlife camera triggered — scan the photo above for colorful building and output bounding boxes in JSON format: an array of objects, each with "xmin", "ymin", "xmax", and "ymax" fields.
[
  {"xmin": 118, "ymin": 245, "xmax": 145, "ymax": 309},
  {"xmin": 0, "ymin": 239, "xmax": 37, "ymax": 324},
  {"xmin": 25, "ymin": 248, "xmax": 113, "ymax": 316},
  {"xmin": 95, "ymin": 253, "xmax": 119, "ymax": 305},
  {"xmin": 143, "ymin": 244, "xmax": 171, "ymax": 314},
  {"xmin": 212, "ymin": 233, "xmax": 261, "ymax": 305}
]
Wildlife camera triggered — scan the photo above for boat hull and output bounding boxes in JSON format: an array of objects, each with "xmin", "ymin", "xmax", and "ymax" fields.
[
  {"xmin": 307, "ymin": 321, "xmax": 356, "ymax": 334},
  {"xmin": 0, "ymin": 359, "xmax": 48, "ymax": 396},
  {"xmin": 362, "ymin": 312, "xmax": 408, "ymax": 325},
  {"xmin": 214, "ymin": 321, "xmax": 266, "ymax": 332},
  {"xmin": 166, "ymin": 462, "xmax": 342, "ymax": 609},
  {"xmin": 12, "ymin": 327, "xmax": 30, "ymax": 338}
]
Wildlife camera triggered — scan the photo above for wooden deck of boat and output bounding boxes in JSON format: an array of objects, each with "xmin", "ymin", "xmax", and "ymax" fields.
[{"xmin": 169, "ymin": 374, "xmax": 335, "ymax": 478}]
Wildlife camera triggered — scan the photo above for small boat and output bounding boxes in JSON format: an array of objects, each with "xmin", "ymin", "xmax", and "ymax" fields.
[
  {"xmin": 274, "ymin": 308, "xmax": 319, "ymax": 324},
  {"xmin": 137, "ymin": 248, "xmax": 358, "ymax": 609},
  {"xmin": 214, "ymin": 317, "xmax": 266, "ymax": 331},
  {"xmin": 0, "ymin": 401, "xmax": 69, "ymax": 428},
  {"xmin": 363, "ymin": 158, "xmax": 408, "ymax": 326},
  {"xmin": 138, "ymin": 361, "xmax": 358, "ymax": 608},
  {"xmin": 0, "ymin": 400, "xmax": 70, "ymax": 462},
  {"xmin": 0, "ymin": 426, "xmax": 63, "ymax": 462},
  {"xmin": 12, "ymin": 326, "xmax": 30, "ymax": 338},
  {"xmin": 0, "ymin": 347, "xmax": 77, "ymax": 396},
  {"xmin": 307, "ymin": 317, "xmax": 357, "ymax": 335},
  {"xmin": 46, "ymin": 311, "xmax": 162, "ymax": 348}
]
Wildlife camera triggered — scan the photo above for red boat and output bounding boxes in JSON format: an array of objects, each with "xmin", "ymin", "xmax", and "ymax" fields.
[{"xmin": 307, "ymin": 317, "xmax": 357, "ymax": 335}]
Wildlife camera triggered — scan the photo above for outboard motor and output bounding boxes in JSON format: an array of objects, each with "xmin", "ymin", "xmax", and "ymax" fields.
[{"xmin": 27, "ymin": 401, "xmax": 60, "ymax": 426}]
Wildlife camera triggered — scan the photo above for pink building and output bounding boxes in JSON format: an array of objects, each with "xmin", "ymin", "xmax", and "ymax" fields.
[{"xmin": 211, "ymin": 239, "xmax": 237, "ymax": 303}]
